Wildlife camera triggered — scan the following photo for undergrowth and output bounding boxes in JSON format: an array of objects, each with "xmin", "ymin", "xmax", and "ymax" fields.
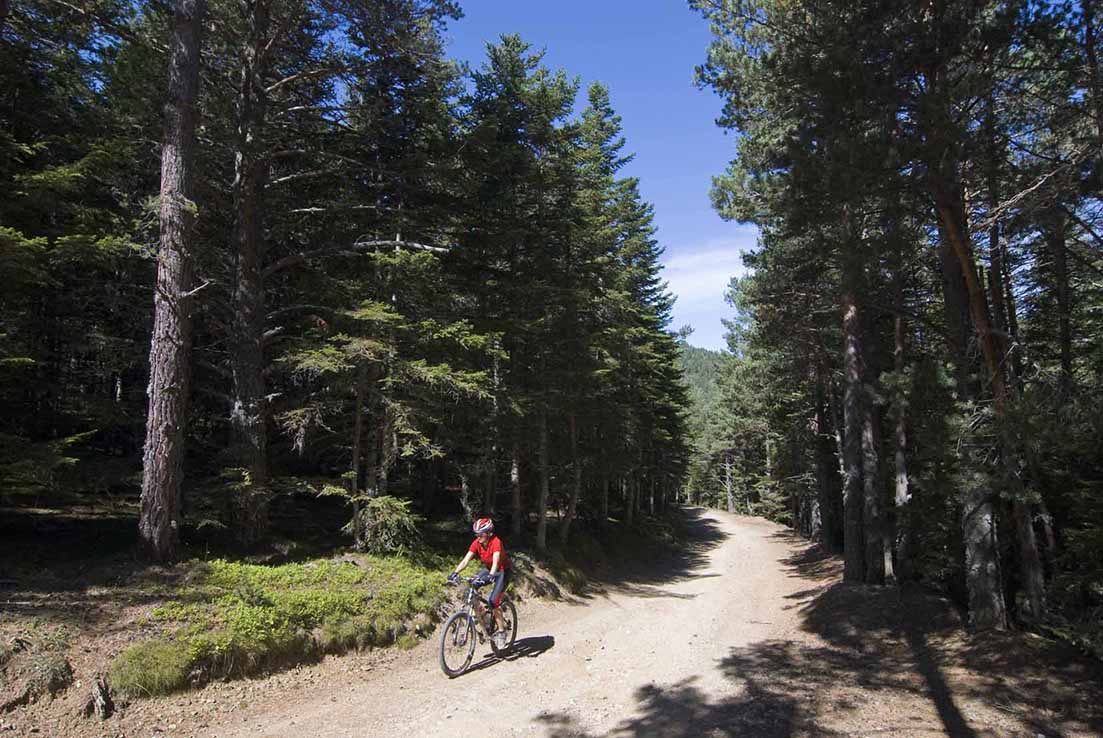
[{"xmin": 109, "ymin": 554, "xmax": 450, "ymax": 697}]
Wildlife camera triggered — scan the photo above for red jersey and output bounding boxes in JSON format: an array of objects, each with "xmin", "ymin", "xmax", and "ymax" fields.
[{"xmin": 469, "ymin": 535, "xmax": 510, "ymax": 571}]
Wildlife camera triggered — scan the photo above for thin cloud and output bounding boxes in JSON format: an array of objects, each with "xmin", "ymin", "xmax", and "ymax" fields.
[
  {"xmin": 660, "ymin": 231, "xmax": 758, "ymax": 350},
  {"xmin": 661, "ymin": 234, "xmax": 756, "ymax": 308}
]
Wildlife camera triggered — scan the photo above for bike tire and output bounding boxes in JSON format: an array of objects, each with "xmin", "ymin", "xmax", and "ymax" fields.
[
  {"xmin": 439, "ymin": 612, "xmax": 476, "ymax": 677},
  {"xmin": 489, "ymin": 598, "xmax": 518, "ymax": 656}
]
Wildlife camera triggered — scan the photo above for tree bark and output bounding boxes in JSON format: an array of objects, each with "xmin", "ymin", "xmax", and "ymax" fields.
[
  {"xmin": 600, "ymin": 468, "xmax": 609, "ymax": 523},
  {"xmin": 861, "ymin": 389, "xmax": 885, "ymax": 585},
  {"xmin": 1087, "ymin": 0, "xmax": 1103, "ymax": 140},
  {"xmin": 510, "ymin": 441, "xmax": 522, "ymax": 537},
  {"xmin": 228, "ymin": 0, "xmax": 271, "ymax": 547},
  {"xmin": 985, "ymin": 97, "xmax": 1010, "ymax": 364},
  {"xmin": 349, "ymin": 366, "xmax": 366, "ymax": 548},
  {"xmin": 625, "ymin": 475, "xmax": 635, "ymax": 525},
  {"xmin": 934, "ymin": 188, "xmax": 1010, "ymax": 630},
  {"xmin": 994, "ymin": 241, "xmax": 1024, "ymax": 385},
  {"xmin": 842, "ymin": 291, "xmax": 866, "ymax": 583},
  {"xmin": 1013, "ymin": 496, "xmax": 1047, "ymax": 620},
  {"xmin": 939, "ymin": 226, "xmax": 972, "ymax": 395},
  {"xmin": 559, "ymin": 413, "xmax": 582, "ymax": 546},
  {"xmin": 139, "ymin": 0, "xmax": 205, "ymax": 563},
  {"xmin": 893, "ymin": 294, "xmax": 914, "ymax": 582},
  {"xmin": 814, "ymin": 371, "xmax": 842, "ymax": 552},
  {"xmin": 1047, "ymin": 214, "xmax": 1073, "ymax": 395},
  {"xmin": 483, "ymin": 458, "xmax": 496, "ymax": 515},
  {"xmin": 535, "ymin": 409, "xmax": 549, "ymax": 552},
  {"xmin": 458, "ymin": 471, "xmax": 474, "ymax": 521}
]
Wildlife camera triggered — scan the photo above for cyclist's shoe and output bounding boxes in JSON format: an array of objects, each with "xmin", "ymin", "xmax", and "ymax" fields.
[{"xmin": 493, "ymin": 630, "xmax": 507, "ymax": 649}]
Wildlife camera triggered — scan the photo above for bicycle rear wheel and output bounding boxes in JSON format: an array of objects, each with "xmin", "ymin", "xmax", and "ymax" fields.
[
  {"xmin": 439, "ymin": 612, "xmax": 476, "ymax": 677},
  {"xmin": 489, "ymin": 598, "xmax": 518, "ymax": 656}
]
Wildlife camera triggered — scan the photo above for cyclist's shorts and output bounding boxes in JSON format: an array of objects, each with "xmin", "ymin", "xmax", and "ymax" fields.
[{"xmin": 484, "ymin": 567, "xmax": 510, "ymax": 609}]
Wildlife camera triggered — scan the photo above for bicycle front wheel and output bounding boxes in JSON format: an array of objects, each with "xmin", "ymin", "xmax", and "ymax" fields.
[
  {"xmin": 439, "ymin": 612, "xmax": 476, "ymax": 677},
  {"xmin": 489, "ymin": 598, "xmax": 518, "ymax": 656}
]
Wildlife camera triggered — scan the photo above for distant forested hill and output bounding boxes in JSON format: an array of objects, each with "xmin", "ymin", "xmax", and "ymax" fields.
[{"xmin": 679, "ymin": 345, "xmax": 725, "ymax": 417}]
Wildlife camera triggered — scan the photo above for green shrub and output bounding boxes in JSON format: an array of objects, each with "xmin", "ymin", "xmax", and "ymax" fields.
[
  {"xmin": 344, "ymin": 495, "xmax": 423, "ymax": 554},
  {"xmin": 109, "ymin": 640, "xmax": 191, "ymax": 697},
  {"xmin": 24, "ymin": 651, "xmax": 73, "ymax": 698}
]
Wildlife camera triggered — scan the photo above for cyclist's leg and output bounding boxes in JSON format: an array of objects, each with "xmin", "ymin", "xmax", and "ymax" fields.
[{"xmin": 489, "ymin": 569, "xmax": 510, "ymax": 628}]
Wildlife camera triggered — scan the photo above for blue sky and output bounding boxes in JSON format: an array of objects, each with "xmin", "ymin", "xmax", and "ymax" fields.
[{"xmin": 444, "ymin": 1, "xmax": 757, "ymax": 352}]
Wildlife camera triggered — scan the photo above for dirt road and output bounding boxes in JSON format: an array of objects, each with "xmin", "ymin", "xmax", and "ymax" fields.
[{"xmin": 216, "ymin": 509, "xmax": 1102, "ymax": 738}]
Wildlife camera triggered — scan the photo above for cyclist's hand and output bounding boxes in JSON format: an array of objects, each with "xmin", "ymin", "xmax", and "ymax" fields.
[
  {"xmin": 472, "ymin": 573, "xmax": 492, "ymax": 587},
  {"xmin": 446, "ymin": 572, "xmax": 460, "ymax": 585}
]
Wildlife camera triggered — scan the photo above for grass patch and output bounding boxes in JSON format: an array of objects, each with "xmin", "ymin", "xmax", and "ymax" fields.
[
  {"xmin": 109, "ymin": 640, "xmax": 190, "ymax": 698},
  {"xmin": 110, "ymin": 553, "xmax": 451, "ymax": 697}
]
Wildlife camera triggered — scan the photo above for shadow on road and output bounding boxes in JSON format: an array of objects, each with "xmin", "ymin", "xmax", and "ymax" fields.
[
  {"xmin": 534, "ymin": 674, "xmax": 837, "ymax": 738},
  {"xmin": 589, "ymin": 507, "xmax": 730, "ymax": 600},
  {"xmin": 533, "ymin": 535, "xmax": 1103, "ymax": 738},
  {"xmin": 460, "ymin": 635, "xmax": 556, "ymax": 676}
]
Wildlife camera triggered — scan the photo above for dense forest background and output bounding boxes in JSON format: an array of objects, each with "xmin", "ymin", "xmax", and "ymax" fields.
[
  {"xmin": 682, "ymin": 0, "xmax": 1103, "ymax": 651},
  {"xmin": 3, "ymin": 0, "xmax": 1103, "ymax": 665},
  {"xmin": 0, "ymin": 0, "xmax": 690, "ymax": 563}
]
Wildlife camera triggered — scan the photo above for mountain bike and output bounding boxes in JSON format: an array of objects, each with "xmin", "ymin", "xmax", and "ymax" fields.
[{"xmin": 439, "ymin": 575, "xmax": 518, "ymax": 677}]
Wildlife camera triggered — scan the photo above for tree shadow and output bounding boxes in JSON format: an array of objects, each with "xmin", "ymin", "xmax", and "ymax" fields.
[
  {"xmin": 535, "ymin": 675, "xmax": 840, "ymax": 738},
  {"xmin": 777, "ymin": 543, "xmax": 1103, "ymax": 738},
  {"xmin": 534, "ymin": 537, "xmax": 1103, "ymax": 737},
  {"xmin": 587, "ymin": 508, "xmax": 730, "ymax": 597}
]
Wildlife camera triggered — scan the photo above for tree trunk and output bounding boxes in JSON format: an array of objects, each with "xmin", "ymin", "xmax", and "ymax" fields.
[
  {"xmin": 1000, "ymin": 239, "xmax": 1025, "ymax": 381},
  {"xmin": 939, "ymin": 225, "xmax": 972, "ymax": 395},
  {"xmin": 1047, "ymin": 214, "xmax": 1073, "ymax": 395},
  {"xmin": 510, "ymin": 441, "xmax": 522, "ymax": 537},
  {"xmin": 349, "ymin": 367, "xmax": 366, "ymax": 548},
  {"xmin": 1086, "ymin": 0, "xmax": 1103, "ymax": 140},
  {"xmin": 458, "ymin": 472, "xmax": 474, "ymax": 521},
  {"xmin": 862, "ymin": 392, "xmax": 886, "ymax": 585},
  {"xmin": 985, "ymin": 93, "xmax": 1008, "ymax": 337},
  {"xmin": 559, "ymin": 413, "xmax": 582, "ymax": 546},
  {"xmin": 600, "ymin": 468, "xmax": 609, "ymax": 523},
  {"xmin": 378, "ymin": 406, "xmax": 393, "ymax": 496},
  {"xmin": 483, "ymin": 457, "xmax": 496, "ymax": 515},
  {"xmin": 625, "ymin": 475, "xmax": 635, "ymax": 526},
  {"xmin": 934, "ymin": 189, "xmax": 1011, "ymax": 630},
  {"xmin": 139, "ymin": 0, "xmax": 205, "ymax": 563},
  {"xmin": 842, "ymin": 290, "xmax": 866, "ymax": 583},
  {"xmin": 0, "ymin": 0, "xmax": 9, "ymax": 37},
  {"xmin": 814, "ymin": 372, "xmax": 842, "ymax": 552},
  {"xmin": 485, "ymin": 348, "xmax": 501, "ymax": 514},
  {"xmin": 228, "ymin": 0, "xmax": 271, "ymax": 547},
  {"xmin": 535, "ymin": 409, "xmax": 549, "ymax": 553},
  {"xmin": 893, "ymin": 297, "xmax": 914, "ymax": 582},
  {"xmin": 1013, "ymin": 497, "xmax": 1047, "ymax": 620}
]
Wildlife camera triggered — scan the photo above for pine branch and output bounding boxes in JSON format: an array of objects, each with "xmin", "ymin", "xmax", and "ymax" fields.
[{"xmin": 262, "ymin": 239, "xmax": 447, "ymax": 281}]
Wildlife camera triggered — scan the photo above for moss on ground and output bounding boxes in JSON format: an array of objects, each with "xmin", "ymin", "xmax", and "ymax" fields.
[{"xmin": 110, "ymin": 553, "xmax": 451, "ymax": 697}]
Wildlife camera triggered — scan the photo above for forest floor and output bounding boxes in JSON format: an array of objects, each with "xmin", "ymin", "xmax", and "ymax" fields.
[{"xmin": 3, "ymin": 507, "xmax": 1103, "ymax": 738}]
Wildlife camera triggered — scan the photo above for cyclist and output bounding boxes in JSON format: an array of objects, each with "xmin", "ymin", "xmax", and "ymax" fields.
[{"xmin": 448, "ymin": 517, "xmax": 511, "ymax": 647}]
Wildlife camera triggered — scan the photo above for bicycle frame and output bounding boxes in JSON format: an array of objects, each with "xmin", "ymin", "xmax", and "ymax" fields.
[{"xmin": 451, "ymin": 578, "xmax": 494, "ymax": 640}]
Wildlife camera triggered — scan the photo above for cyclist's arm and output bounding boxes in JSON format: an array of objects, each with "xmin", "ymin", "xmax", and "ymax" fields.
[
  {"xmin": 454, "ymin": 551, "xmax": 475, "ymax": 574},
  {"xmin": 489, "ymin": 551, "xmax": 500, "ymax": 576}
]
